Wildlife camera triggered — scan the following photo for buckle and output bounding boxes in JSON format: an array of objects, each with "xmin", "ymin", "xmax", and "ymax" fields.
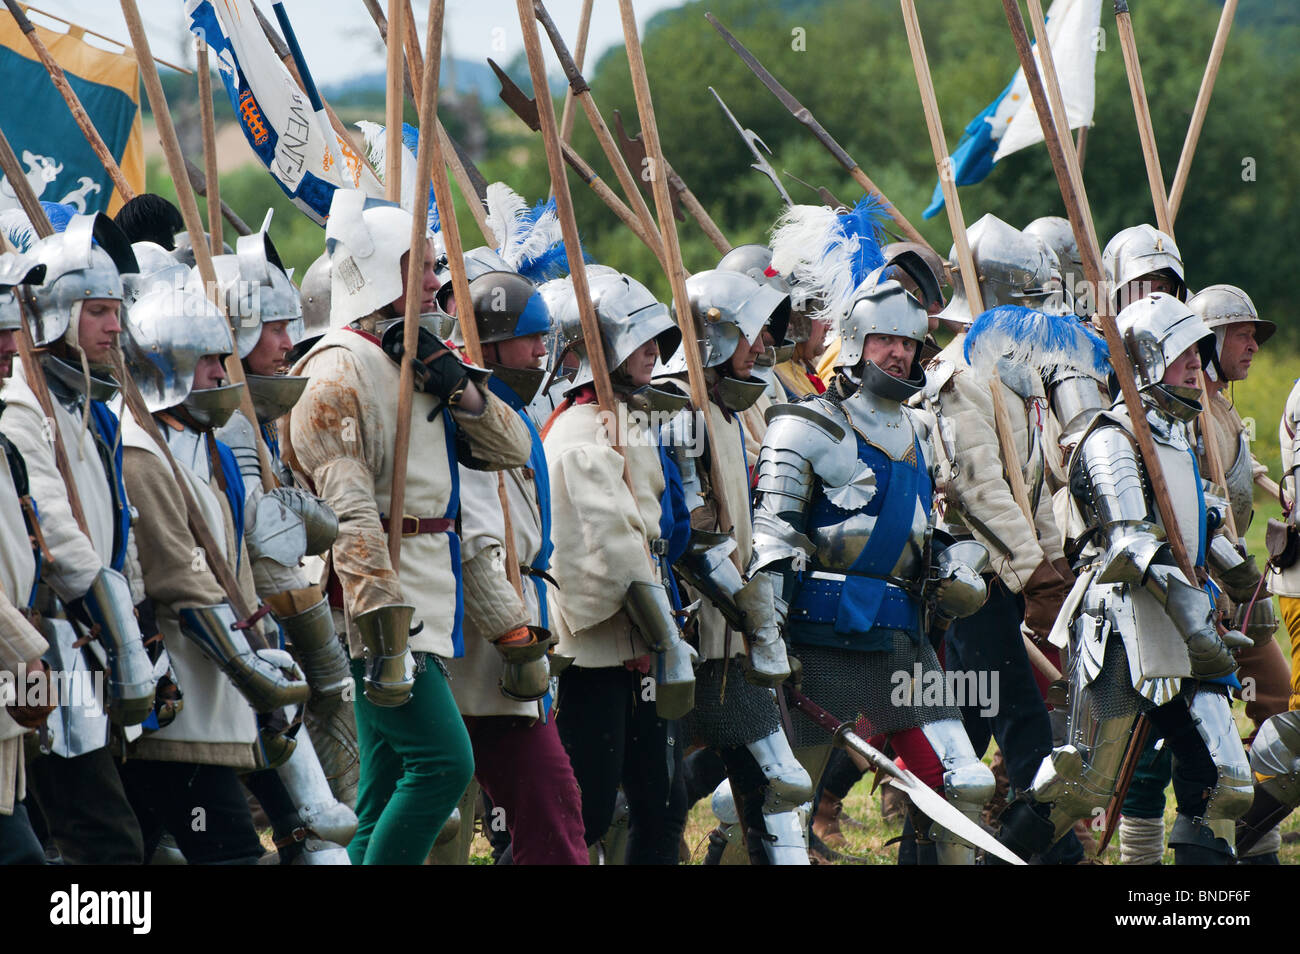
[{"xmin": 400, "ymin": 515, "xmax": 421, "ymax": 536}]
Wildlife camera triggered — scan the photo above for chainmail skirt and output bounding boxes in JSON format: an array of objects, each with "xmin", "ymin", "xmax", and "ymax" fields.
[
  {"xmin": 789, "ymin": 630, "xmax": 960, "ymax": 749},
  {"xmin": 684, "ymin": 658, "xmax": 782, "ymax": 748}
]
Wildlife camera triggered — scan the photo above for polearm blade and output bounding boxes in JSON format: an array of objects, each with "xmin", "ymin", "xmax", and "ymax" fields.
[
  {"xmin": 613, "ymin": 108, "xmax": 685, "ymax": 221},
  {"xmin": 709, "ymin": 86, "xmax": 792, "ymax": 206},
  {"xmin": 705, "ymin": 12, "xmax": 932, "ymax": 253},
  {"xmin": 785, "ymin": 688, "xmax": 1027, "ymax": 865}
]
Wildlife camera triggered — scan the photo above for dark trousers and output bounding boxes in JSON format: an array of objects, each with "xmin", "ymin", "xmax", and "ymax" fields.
[
  {"xmin": 117, "ymin": 759, "xmax": 263, "ymax": 864},
  {"xmin": 28, "ymin": 748, "xmax": 145, "ymax": 864},
  {"xmin": 465, "ymin": 714, "xmax": 588, "ymax": 865},
  {"xmin": 0, "ymin": 801, "xmax": 45, "ymax": 864},
  {"xmin": 945, "ymin": 579, "xmax": 1082, "ymax": 863},
  {"xmin": 556, "ymin": 665, "xmax": 687, "ymax": 864}
]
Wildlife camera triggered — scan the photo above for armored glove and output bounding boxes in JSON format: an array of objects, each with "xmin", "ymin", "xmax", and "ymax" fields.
[
  {"xmin": 623, "ymin": 580, "xmax": 696, "ymax": 718},
  {"xmin": 178, "ymin": 604, "xmax": 311, "ymax": 713},
  {"xmin": 4, "ymin": 659, "xmax": 57, "ymax": 729},
  {"xmin": 493, "ymin": 625, "xmax": 554, "ymax": 702},
  {"xmin": 1157, "ymin": 571, "xmax": 1250, "ymax": 680},
  {"xmin": 380, "ymin": 321, "xmax": 480, "ymax": 405},
  {"xmin": 67, "ymin": 567, "xmax": 155, "ymax": 726},
  {"xmin": 354, "ymin": 603, "xmax": 417, "ymax": 707},
  {"xmin": 1021, "ymin": 557, "xmax": 1072, "ymax": 642},
  {"xmin": 735, "ymin": 573, "xmax": 791, "ymax": 687},
  {"xmin": 930, "ymin": 541, "xmax": 991, "ymax": 622}
]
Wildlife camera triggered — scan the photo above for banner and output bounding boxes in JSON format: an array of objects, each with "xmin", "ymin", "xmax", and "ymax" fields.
[
  {"xmin": 186, "ymin": 0, "xmax": 382, "ymax": 225},
  {"xmin": 0, "ymin": 14, "xmax": 145, "ymax": 216}
]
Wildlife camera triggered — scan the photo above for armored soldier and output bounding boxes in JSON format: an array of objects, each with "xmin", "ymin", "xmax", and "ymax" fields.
[
  {"xmin": 1183, "ymin": 284, "xmax": 1286, "ymax": 863},
  {"xmin": 749, "ymin": 262, "xmax": 995, "ymax": 864},
  {"xmin": 1011, "ymin": 293, "xmax": 1254, "ymax": 865},
  {"xmin": 443, "ymin": 265, "xmax": 587, "ymax": 865},
  {"xmin": 543, "ymin": 266, "xmax": 697, "ymax": 864},
  {"xmin": 5, "ymin": 214, "xmax": 155, "ymax": 864},
  {"xmin": 116, "ymin": 282, "xmax": 310, "ymax": 864},
  {"xmin": 204, "ymin": 231, "xmax": 357, "ymax": 864},
  {"xmin": 0, "ymin": 252, "xmax": 55, "ymax": 864},
  {"xmin": 920, "ymin": 214, "xmax": 1082, "ymax": 863},
  {"xmin": 658, "ymin": 268, "xmax": 811, "ymax": 865},
  {"xmin": 283, "ymin": 189, "xmax": 530, "ymax": 864},
  {"xmin": 1276, "ymin": 380, "xmax": 1300, "ymax": 710}
]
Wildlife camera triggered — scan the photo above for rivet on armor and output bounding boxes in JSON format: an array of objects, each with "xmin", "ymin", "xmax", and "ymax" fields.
[{"xmin": 706, "ymin": 307, "xmax": 722, "ymax": 323}]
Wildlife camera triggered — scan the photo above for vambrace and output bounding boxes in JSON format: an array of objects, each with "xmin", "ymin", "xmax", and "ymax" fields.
[
  {"xmin": 215, "ymin": 410, "xmax": 263, "ymax": 492},
  {"xmin": 1142, "ymin": 565, "xmax": 1246, "ymax": 679},
  {"xmin": 1073, "ymin": 425, "xmax": 1167, "ymax": 585},
  {"xmin": 675, "ymin": 532, "xmax": 746, "ymax": 629},
  {"xmin": 1206, "ymin": 534, "xmax": 1264, "ymax": 604},
  {"xmin": 178, "ymin": 604, "xmax": 310, "ymax": 712},
  {"xmin": 71, "ymin": 567, "xmax": 155, "ymax": 726}
]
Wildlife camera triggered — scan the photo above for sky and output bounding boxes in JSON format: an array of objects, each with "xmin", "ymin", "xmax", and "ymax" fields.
[{"xmin": 34, "ymin": 1, "xmax": 686, "ymax": 86}]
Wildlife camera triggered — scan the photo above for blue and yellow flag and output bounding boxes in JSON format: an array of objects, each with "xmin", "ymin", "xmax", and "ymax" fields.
[{"xmin": 0, "ymin": 15, "xmax": 144, "ymax": 217}]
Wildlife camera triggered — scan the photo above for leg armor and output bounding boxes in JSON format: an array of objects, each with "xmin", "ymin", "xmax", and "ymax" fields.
[
  {"xmin": 275, "ymin": 718, "xmax": 358, "ymax": 864},
  {"xmin": 921, "ymin": 719, "xmax": 996, "ymax": 865},
  {"xmin": 1028, "ymin": 640, "xmax": 1141, "ymax": 844},
  {"xmin": 1237, "ymin": 710, "xmax": 1300, "ymax": 856},
  {"xmin": 1184, "ymin": 688, "xmax": 1252, "ymax": 846},
  {"xmin": 746, "ymin": 727, "xmax": 813, "ymax": 866}
]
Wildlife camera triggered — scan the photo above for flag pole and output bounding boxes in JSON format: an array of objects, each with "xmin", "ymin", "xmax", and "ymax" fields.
[
  {"xmin": 195, "ymin": 36, "xmax": 223, "ymax": 257},
  {"xmin": 384, "ymin": 0, "xmax": 404, "ymax": 202}
]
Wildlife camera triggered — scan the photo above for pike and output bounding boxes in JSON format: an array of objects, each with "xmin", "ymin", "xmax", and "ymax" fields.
[
  {"xmin": 196, "ymin": 36, "xmax": 223, "ymax": 257},
  {"xmin": 489, "ymin": 59, "xmax": 664, "ymax": 260},
  {"xmin": 0, "ymin": 126, "xmax": 91, "ymax": 538},
  {"xmin": 609, "ymin": 109, "xmax": 731, "ymax": 254},
  {"xmin": 785, "ymin": 687, "xmax": 1026, "ymax": 864},
  {"xmin": 706, "ymin": 11, "xmax": 933, "ymax": 255},
  {"xmin": 356, "ymin": 0, "xmax": 496, "ymax": 245},
  {"xmin": 270, "ymin": 1, "xmax": 346, "ymax": 175},
  {"xmin": 899, "ymin": 0, "xmax": 1057, "ymax": 682},
  {"xmin": 1002, "ymin": 0, "xmax": 1204, "ymax": 856},
  {"xmin": 533, "ymin": 0, "xmax": 667, "ymax": 269},
  {"xmin": 709, "ymin": 86, "xmax": 791, "ymax": 207},
  {"xmin": 557, "ymin": 0, "xmax": 594, "ymax": 146}
]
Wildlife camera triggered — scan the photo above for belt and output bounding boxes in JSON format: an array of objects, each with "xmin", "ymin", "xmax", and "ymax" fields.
[
  {"xmin": 380, "ymin": 515, "xmax": 455, "ymax": 536},
  {"xmin": 789, "ymin": 571, "xmax": 919, "ymax": 631}
]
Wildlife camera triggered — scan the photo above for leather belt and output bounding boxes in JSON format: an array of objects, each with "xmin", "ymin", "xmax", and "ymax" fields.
[{"xmin": 380, "ymin": 515, "xmax": 455, "ymax": 536}]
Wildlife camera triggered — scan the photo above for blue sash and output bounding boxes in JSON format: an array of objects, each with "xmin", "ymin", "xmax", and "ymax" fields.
[{"xmin": 89, "ymin": 400, "xmax": 130, "ymax": 573}]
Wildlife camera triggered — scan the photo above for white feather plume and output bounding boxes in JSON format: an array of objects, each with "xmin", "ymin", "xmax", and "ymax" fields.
[
  {"xmin": 485, "ymin": 181, "xmax": 530, "ymax": 266},
  {"xmin": 356, "ymin": 120, "xmax": 416, "ymax": 211},
  {"xmin": 768, "ymin": 204, "xmax": 858, "ymax": 328}
]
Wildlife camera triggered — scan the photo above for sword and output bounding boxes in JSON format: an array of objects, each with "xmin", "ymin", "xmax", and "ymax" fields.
[
  {"xmin": 704, "ymin": 12, "xmax": 931, "ymax": 253},
  {"xmin": 709, "ymin": 86, "xmax": 792, "ymax": 207},
  {"xmin": 785, "ymin": 686, "xmax": 1027, "ymax": 865}
]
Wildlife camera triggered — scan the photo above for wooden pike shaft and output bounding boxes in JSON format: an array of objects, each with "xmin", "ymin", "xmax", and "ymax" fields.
[
  {"xmin": 1025, "ymin": 0, "xmax": 1100, "ymax": 264},
  {"xmin": 514, "ymin": 1, "xmax": 624, "ymax": 464},
  {"xmin": 397, "ymin": 0, "xmax": 497, "ymax": 248},
  {"xmin": 1168, "ymin": 0, "xmax": 1238, "ymax": 225},
  {"xmin": 387, "ymin": 0, "xmax": 444, "ymax": 571},
  {"xmin": 1198, "ymin": 372, "xmax": 1238, "ymax": 540},
  {"xmin": 0, "ymin": 132, "xmax": 89, "ymax": 537},
  {"xmin": 558, "ymin": 0, "xmax": 594, "ymax": 145},
  {"xmin": 618, "ymin": 0, "xmax": 738, "ymax": 566},
  {"xmin": 1114, "ymin": 1, "xmax": 1172, "ymax": 236},
  {"xmin": 184, "ymin": 158, "xmax": 251, "ymax": 236},
  {"xmin": 196, "ymin": 39, "xmax": 223, "ymax": 257},
  {"xmin": 118, "ymin": 0, "xmax": 277, "ymax": 496},
  {"xmin": 534, "ymin": 0, "xmax": 667, "ymax": 268},
  {"xmin": 4, "ymin": 0, "xmax": 134, "ymax": 203},
  {"xmin": 3, "ymin": 109, "xmax": 257, "ymax": 626},
  {"xmin": 1002, "ymin": 0, "xmax": 1195, "ymax": 580},
  {"xmin": 385, "ymin": 0, "xmax": 404, "ymax": 202}
]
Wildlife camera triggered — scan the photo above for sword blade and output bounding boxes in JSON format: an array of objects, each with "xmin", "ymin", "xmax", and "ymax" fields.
[
  {"xmin": 705, "ymin": 13, "xmax": 857, "ymax": 172},
  {"xmin": 787, "ymin": 687, "xmax": 1026, "ymax": 864}
]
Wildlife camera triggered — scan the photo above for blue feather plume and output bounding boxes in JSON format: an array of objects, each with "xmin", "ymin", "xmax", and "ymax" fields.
[
  {"xmin": 963, "ymin": 304, "xmax": 1110, "ymax": 379},
  {"xmin": 837, "ymin": 194, "xmax": 889, "ymax": 286}
]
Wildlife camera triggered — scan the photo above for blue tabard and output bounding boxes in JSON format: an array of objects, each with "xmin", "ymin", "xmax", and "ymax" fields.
[{"xmin": 786, "ymin": 430, "xmax": 931, "ymax": 653}]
